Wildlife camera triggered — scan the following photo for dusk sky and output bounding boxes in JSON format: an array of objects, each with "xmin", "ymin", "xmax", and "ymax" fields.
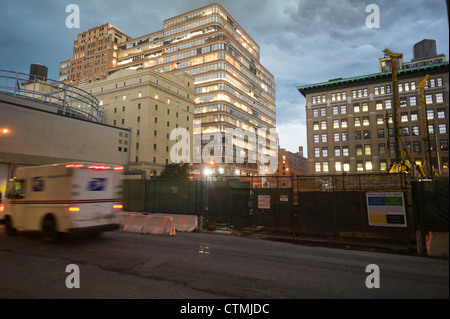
[{"xmin": 1, "ymin": 0, "xmax": 448, "ymax": 156}]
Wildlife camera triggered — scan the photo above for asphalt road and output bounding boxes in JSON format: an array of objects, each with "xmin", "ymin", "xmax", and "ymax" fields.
[{"xmin": 0, "ymin": 226, "xmax": 448, "ymax": 302}]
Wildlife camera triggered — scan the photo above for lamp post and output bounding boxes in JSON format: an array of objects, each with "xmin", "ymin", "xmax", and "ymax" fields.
[{"xmin": 199, "ymin": 160, "xmax": 215, "ymax": 231}]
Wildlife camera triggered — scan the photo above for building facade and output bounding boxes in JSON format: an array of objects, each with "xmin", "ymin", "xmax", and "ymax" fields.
[
  {"xmin": 277, "ymin": 146, "xmax": 308, "ymax": 176},
  {"xmin": 60, "ymin": 4, "xmax": 277, "ymax": 177},
  {"xmin": 81, "ymin": 68, "xmax": 195, "ymax": 178},
  {"xmin": 297, "ymin": 62, "xmax": 449, "ymax": 176},
  {"xmin": 59, "ymin": 23, "xmax": 132, "ymax": 84}
]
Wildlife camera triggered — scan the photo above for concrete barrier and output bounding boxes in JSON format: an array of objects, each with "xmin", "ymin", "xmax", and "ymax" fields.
[
  {"xmin": 119, "ymin": 213, "xmax": 175, "ymax": 236},
  {"xmin": 426, "ymin": 231, "xmax": 449, "ymax": 258}
]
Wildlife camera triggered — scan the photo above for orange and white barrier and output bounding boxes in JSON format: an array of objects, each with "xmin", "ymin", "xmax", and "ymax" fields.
[
  {"xmin": 152, "ymin": 213, "xmax": 198, "ymax": 232},
  {"xmin": 119, "ymin": 213, "xmax": 175, "ymax": 236}
]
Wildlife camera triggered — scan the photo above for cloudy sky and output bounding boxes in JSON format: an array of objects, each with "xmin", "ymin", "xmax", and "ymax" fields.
[{"xmin": 1, "ymin": 0, "xmax": 448, "ymax": 157}]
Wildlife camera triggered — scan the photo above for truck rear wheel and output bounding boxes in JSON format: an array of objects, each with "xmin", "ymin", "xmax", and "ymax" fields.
[
  {"xmin": 4, "ymin": 216, "xmax": 17, "ymax": 236},
  {"xmin": 41, "ymin": 215, "xmax": 59, "ymax": 244}
]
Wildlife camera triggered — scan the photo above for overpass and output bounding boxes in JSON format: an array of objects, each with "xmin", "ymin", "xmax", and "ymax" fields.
[{"xmin": 0, "ymin": 68, "xmax": 130, "ymax": 196}]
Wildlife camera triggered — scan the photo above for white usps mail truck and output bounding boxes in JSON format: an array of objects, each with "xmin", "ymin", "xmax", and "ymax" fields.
[{"xmin": 3, "ymin": 162, "xmax": 123, "ymax": 242}]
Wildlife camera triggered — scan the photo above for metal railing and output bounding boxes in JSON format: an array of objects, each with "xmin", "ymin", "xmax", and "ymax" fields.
[{"xmin": 0, "ymin": 70, "xmax": 104, "ymax": 123}]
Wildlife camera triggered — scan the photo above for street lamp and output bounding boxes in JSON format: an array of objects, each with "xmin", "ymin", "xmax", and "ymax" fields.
[{"xmin": 1, "ymin": 128, "xmax": 9, "ymax": 135}]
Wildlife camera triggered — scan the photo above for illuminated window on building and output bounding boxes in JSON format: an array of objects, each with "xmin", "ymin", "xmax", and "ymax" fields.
[
  {"xmin": 314, "ymin": 148, "xmax": 320, "ymax": 158},
  {"xmin": 314, "ymin": 134, "xmax": 320, "ymax": 143},
  {"xmin": 342, "ymin": 146, "xmax": 349, "ymax": 156},
  {"xmin": 380, "ymin": 160, "xmax": 387, "ymax": 171},
  {"xmin": 365, "ymin": 160, "xmax": 373, "ymax": 171},
  {"xmin": 334, "ymin": 146, "xmax": 341, "ymax": 157},
  {"xmin": 356, "ymin": 145, "xmax": 363, "ymax": 156},
  {"xmin": 436, "ymin": 93, "xmax": 444, "ymax": 104},
  {"xmin": 313, "ymin": 122, "xmax": 319, "ymax": 130},
  {"xmin": 343, "ymin": 162, "xmax": 350, "ymax": 172},
  {"xmin": 342, "ymin": 132, "xmax": 348, "ymax": 141},
  {"xmin": 333, "ymin": 120, "xmax": 339, "ymax": 129},
  {"xmin": 376, "ymin": 101, "xmax": 383, "ymax": 110},
  {"xmin": 379, "ymin": 143, "xmax": 386, "ymax": 154},
  {"xmin": 377, "ymin": 115, "xmax": 384, "ymax": 125},
  {"xmin": 364, "ymin": 145, "xmax": 372, "ymax": 155},
  {"xmin": 429, "ymin": 79, "xmax": 436, "ymax": 88},
  {"xmin": 334, "ymin": 133, "xmax": 340, "ymax": 142},
  {"xmin": 401, "ymin": 112, "xmax": 408, "ymax": 122},
  {"xmin": 357, "ymin": 161, "xmax": 364, "ymax": 171},
  {"xmin": 363, "ymin": 116, "xmax": 369, "ymax": 126},
  {"xmin": 315, "ymin": 162, "xmax": 321, "ymax": 172},
  {"xmin": 385, "ymin": 99, "xmax": 392, "ymax": 109}
]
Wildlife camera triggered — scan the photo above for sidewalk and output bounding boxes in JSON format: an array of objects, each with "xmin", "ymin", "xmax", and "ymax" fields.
[{"xmin": 202, "ymin": 226, "xmax": 419, "ymax": 256}]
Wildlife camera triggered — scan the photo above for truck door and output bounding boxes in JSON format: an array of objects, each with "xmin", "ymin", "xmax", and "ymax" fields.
[{"xmin": 6, "ymin": 179, "xmax": 27, "ymax": 228}]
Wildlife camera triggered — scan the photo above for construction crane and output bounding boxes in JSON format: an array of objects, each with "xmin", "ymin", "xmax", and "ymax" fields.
[
  {"xmin": 383, "ymin": 48, "xmax": 427, "ymax": 178},
  {"xmin": 416, "ymin": 75, "xmax": 439, "ymax": 177}
]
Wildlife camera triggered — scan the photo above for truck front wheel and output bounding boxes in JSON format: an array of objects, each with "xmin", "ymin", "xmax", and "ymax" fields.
[{"xmin": 4, "ymin": 216, "xmax": 17, "ymax": 236}]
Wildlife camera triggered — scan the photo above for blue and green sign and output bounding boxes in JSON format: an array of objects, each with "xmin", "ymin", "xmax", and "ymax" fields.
[{"xmin": 366, "ymin": 192, "xmax": 407, "ymax": 227}]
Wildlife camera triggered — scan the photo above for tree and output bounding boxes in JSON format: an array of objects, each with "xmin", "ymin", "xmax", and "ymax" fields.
[{"xmin": 157, "ymin": 163, "xmax": 191, "ymax": 180}]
